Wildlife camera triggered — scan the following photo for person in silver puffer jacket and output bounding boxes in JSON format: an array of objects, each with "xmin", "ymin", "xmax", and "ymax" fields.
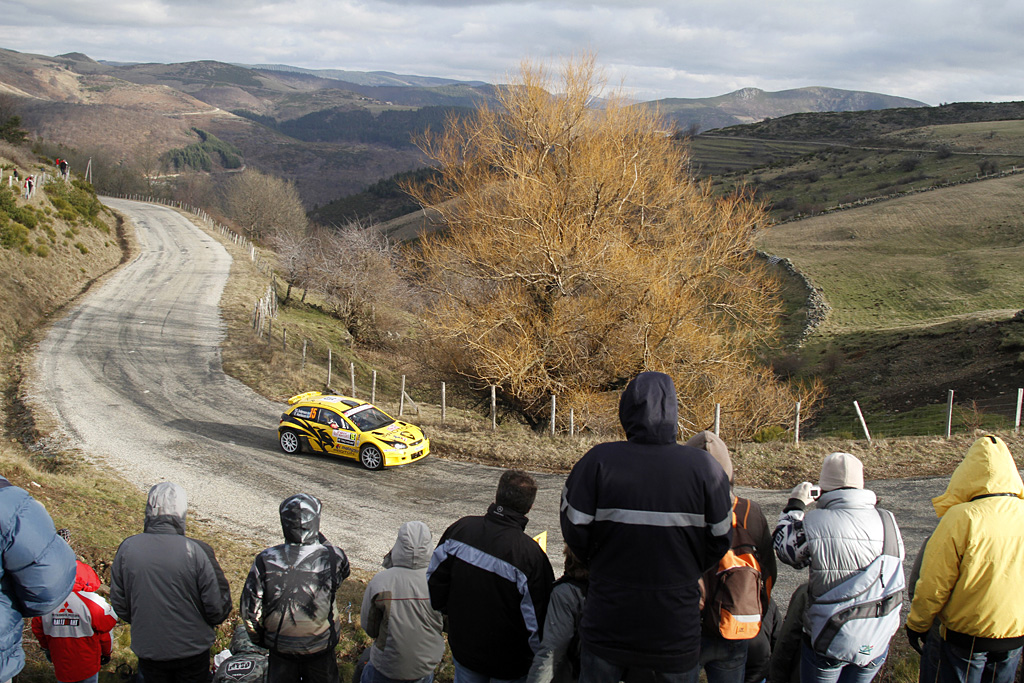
[{"xmin": 773, "ymin": 452, "xmax": 904, "ymax": 683}]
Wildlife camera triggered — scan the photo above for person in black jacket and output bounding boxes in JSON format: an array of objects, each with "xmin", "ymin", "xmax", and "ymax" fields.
[
  {"xmin": 560, "ymin": 371, "xmax": 733, "ymax": 683},
  {"xmin": 427, "ymin": 469, "xmax": 555, "ymax": 683}
]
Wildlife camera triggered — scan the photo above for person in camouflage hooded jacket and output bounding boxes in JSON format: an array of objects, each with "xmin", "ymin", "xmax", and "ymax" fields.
[{"xmin": 241, "ymin": 493, "xmax": 350, "ymax": 683}]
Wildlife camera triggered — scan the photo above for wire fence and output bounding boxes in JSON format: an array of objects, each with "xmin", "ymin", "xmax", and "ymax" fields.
[{"xmin": 115, "ymin": 195, "xmax": 1024, "ymax": 444}]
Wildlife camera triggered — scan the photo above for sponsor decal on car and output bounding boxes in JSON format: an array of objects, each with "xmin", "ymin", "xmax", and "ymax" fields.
[{"xmin": 332, "ymin": 429, "xmax": 357, "ymax": 446}]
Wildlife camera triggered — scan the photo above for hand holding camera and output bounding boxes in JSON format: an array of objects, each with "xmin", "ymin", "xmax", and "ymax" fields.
[{"xmin": 790, "ymin": 481, "xmax": 822, "ymax": 506}]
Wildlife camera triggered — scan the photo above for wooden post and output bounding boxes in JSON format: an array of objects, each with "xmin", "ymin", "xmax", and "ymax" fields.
[
  {"xmin": 1015, "ymin": 388, "xmax": 1022, "ymax": 433},
  {"xmin": 491, "ymin": 386, "xmax": 497, "ymax": 431},
  {"xmin": 302, "ymin": 340, "xmax": 307, "ymax": 370},
  {"xmin": 551, "ymin": 395, "xmax": 557, "ymax": 436},
  {"xmin": 946, "ymin": 390, "xmax": 955, "ymax": 439},
  {"xmin": 282, "ymin": 327, "xmax": 287, "ymax": 352},
  {"xmin": 399, "ymin": 375, "xmax": 406, "ymax": 416},
  {"xmin": 327, "ymin": 349, "xmax": 332, "ymax": 388},
  {"xmin": 441, "ymin": 382, "xmax": 446, "ymax": 425},
  {"xmin": 569, "ymin": 409, "xmax": 575, "ymax": 437},
  {"xmin": 795, "ymin": 401, "xmax": 802, "ymax": 446},
  {"xmin": 714, "ymin": 404, "xmax": 721, "ymax": 436},
  {"xmin": 350, "ymin": 362, "xmax": 356, "ymax": 397},
  {"xmin": 853, "ymin": 401, "xmax": 872, "ymax": 443},
  {"xmin": 371, "ymin": 371, "xmax": 377, "ymax": 404}
]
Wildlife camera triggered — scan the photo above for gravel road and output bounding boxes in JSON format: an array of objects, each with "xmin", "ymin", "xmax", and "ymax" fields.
[{"xmin": 27, "ymin": 198, "xmax": 951, "ymax": 614}]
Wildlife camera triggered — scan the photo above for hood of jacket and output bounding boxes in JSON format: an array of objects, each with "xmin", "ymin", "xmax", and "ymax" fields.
[
  {"xmin": 73, "ymin": 560, "xmax": 100, "ymax": 592},
  {"xmin": 932, "ymin": 435, "xmax": 1024, "ymax": 518},
  {"xmin": 143, "ymin": 481, "xmax": 187, "ymax": 535},
  {"xmin": 280, "ymin": 493, "xmax": 322, "ymax": 545},
  {"xmin": 382, "ymin": 521, "xmax": 432, "ymax": 570},
  {"xmin": 618, "ymin": 371, "xmax": 678, "ymax": 445}
]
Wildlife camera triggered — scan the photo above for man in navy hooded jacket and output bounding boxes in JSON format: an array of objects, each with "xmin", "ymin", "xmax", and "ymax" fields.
[{"xmin": 560, "ymin": 372, "xmax": 733, "ymax": 683}]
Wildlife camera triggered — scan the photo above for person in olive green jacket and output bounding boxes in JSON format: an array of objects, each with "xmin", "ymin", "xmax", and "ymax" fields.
[{"xmin": 906, "ymin": 435, "xmax": 1024, "ymax": 683}]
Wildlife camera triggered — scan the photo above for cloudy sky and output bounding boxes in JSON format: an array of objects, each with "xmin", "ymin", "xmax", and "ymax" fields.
[{"xmin": 2, "ymin": 0, "xmax": 1022, "ymax": 105}]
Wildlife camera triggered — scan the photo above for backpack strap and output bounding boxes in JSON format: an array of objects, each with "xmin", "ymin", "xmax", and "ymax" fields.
[{"xmin": 877, "ymin": 508, "xmax": 899, "ymax": 559}]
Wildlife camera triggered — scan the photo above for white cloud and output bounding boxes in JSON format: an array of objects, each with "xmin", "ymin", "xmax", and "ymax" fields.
[{"xmin": 0, "ymin": 0, "xmax": 1021, "ymax": 103}]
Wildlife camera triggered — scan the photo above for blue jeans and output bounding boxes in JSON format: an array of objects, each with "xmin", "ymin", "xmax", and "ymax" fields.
[
  {"xmin": 935, "ymin": 641, "xmax": 1021, "ymax": 683},
  {"xmin": 452, "ymin": 659, "xmax": 526, "ymax": 683},
  {"xmin": 919, "ymin": 627, "xmax": 943, "ymax": 683},
  {"xmin": 799, "ymin": 641, "xmax": 886, "ymax": 683},
  {"xmin": 362, "ymin": 660, "xmax": 433, "ymax": 683},
  {"xmin": 700, "ymin": 637, "xmax": 749, "ymax": 683},
  {"xmin": 578, "ymin": 646, "xmax": 699, "ymax": 683}
]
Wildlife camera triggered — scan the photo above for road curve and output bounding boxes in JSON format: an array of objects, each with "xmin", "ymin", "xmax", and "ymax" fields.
[{"xmin": 28, "ymin": 199, "xmax": 943, "ymax": 611}]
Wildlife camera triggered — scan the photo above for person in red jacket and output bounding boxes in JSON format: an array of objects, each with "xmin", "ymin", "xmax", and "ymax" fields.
[{"xmin": 32, "ymin": 530, "xmax": 117, "ymax": 683}]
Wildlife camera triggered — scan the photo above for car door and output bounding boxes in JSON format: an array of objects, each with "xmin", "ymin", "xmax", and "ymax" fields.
[{"xmin": 310, "ymin": 408, "xmax": 345, "ymax": 454}]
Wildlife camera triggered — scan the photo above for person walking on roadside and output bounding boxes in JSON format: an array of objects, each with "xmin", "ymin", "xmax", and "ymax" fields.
[
  {"xmin": 241, "ymin": 493, "xmax": 351, "ymax": 683},
  {"xmin": 361, "ymin": 521, "xmax": 444, "ymax": 683},
  {"xmin": 110, "ymin": 481, "xmax": 232, "ymax": 683},
  {"xmin": 905, "ymin": 435, "xmax": 1024, "ymax": 683},
  {"xmin": 774, "ymin": 452, "xmax": 905, "ymax": 683},
  {"xmin": 0, "ymin": 476, "xmax": 77, "ymax": 683},
  {"xmin": 686, "ymin": 431, "xmax": 777, "ymax": 683},
  {"xmin": 560, "ymin": 371, "xmax": 733, "ymax": 683},
  {"xmin": 32, "ymin": 529, "xmax": 118, "ymax": 683},
  {"xmin": 428, "ymin": 469, "xmax": 555, "ymax": 683}
]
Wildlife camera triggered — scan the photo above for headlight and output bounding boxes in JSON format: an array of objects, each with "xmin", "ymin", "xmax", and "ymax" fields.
[{"xmin": 385, "ymin": 442, "xmax": 408, "ymax": 450}]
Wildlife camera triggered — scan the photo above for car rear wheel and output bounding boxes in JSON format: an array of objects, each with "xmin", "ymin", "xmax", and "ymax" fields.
[
  {"xmin": 279, "ymin": 429, "xmax": 302, "ymax": 454},
  {"xmin": 359, "ymin": 444, "xmax": 385, "ymax": 470}
]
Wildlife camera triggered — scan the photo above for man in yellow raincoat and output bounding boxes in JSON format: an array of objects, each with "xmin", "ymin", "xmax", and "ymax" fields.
[{"xmin": 906, "ymin": 435, "xmax": 1024, "ymax": 683}]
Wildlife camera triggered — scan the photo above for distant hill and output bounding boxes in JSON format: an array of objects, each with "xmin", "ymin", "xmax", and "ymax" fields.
[
  {"xmin": 0, "ymin": 46, "xmax": 941, "ymax": 209},
  {"xmin": 648, "ymin": 86, "xmax": 928, "ymax": 133}
]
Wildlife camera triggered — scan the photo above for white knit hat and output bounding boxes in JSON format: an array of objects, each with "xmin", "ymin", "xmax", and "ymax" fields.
[{"xmin": 819, "ymin": 452, "xmax": 864, "ymax": 491}]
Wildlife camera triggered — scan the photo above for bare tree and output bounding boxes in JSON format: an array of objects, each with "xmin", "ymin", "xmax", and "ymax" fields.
[
  {"xmin": 223, "ymin": 169, "xmax": 308, "ymax": 243},
  {"xmin": 405, "ymin": 55, "xmax": 820, "ymax": 436}
]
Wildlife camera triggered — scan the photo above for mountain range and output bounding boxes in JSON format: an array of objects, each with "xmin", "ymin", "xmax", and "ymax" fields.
[{"xmin": 0, "ymin": 46, "xmax": 928, "ymax": 207}]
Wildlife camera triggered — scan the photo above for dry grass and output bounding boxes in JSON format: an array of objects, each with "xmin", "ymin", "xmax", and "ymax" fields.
[{"xmin": 759, "ymin": 174, "xmax": 1024, "ymax": 335}]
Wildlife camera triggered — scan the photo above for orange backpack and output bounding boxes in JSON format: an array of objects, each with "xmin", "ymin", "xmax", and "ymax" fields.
[{"xmin": 701, "ymin": 498, "xmax": 764, "ymax": 640}]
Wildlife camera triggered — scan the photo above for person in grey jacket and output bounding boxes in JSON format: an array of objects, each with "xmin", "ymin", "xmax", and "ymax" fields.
[
  {"xmin": 360, "ymin": 521, "xmax": 444, "ymax": 683},
  {"xmin": 527, "ymin": 545, "xmax": 588, "ymax": 683},
  {"xmin": 0, "ymin": 476, "xmax": 77, "ymax": 683},
  {"xmin": 110, "ymin": 481, "xmax": 232, "ymax": 683},
  {"xmin": 773, "ymin": 452, "xmax": 904, "ymax": 683},
  {"xmin": 241, "ymin": 493, "xmax": 350, "ymax": 683}
]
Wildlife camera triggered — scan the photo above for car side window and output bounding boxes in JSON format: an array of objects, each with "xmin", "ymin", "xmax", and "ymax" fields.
[{"xmin": 317, "ymin": 409, "xmax": 341, "ymax": 427}]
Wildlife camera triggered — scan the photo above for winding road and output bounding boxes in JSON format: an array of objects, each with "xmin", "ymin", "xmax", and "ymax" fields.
[{"xmin": 28, "ymin": 198, "xmax": 945, "ymax": 612}]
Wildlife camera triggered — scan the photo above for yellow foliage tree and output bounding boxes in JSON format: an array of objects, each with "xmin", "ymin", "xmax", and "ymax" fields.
[{"xmin": 406, "ymin": 55, "xmax": 819, "ymax": 438}]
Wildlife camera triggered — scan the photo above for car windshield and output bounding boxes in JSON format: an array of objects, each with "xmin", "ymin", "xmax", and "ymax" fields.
[{"xmin": 345, "ymin": 405, "xmax": 395, "ymax": 431}]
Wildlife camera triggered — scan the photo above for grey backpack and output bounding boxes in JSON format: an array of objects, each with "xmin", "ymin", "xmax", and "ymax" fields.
[{"xmin": 805, "ymin": 508, "xmax": 904, "ymax": 666}]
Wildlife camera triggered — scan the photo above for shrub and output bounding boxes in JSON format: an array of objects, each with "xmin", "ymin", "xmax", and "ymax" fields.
[
  {"xmin": 751, "ymin": 425, "xmax": 791, "ymax": 443},
  {"xmin": 74, "ymin": 242, "xmax": 89, "ymax": 254},
  {"xmin": 35, "ymin": 243, "xmax": 49, "ymax": 257},
  {"xmin": 0, "ymin": 220, "xmax": 30, "ymax": 251}
]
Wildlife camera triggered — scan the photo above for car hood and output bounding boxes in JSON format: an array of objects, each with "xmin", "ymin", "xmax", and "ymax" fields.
[{"xmin": 369, "ymin": 422, "xmax": 423, "ymax": 443}]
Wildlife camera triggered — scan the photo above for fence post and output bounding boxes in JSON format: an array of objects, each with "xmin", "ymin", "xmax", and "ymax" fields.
[
  {"xmin": 946, "ymin": 390, "xmax": 955, "ymax": 439},
  {"xmin": 551, "ymin": 395, "xmax": 557, "ymax": 436},
  {"xmin": 372, "ymin": 371, "xmax": 377, "ymax": 404},
  {"xmin": 569, "ymin": 409, "xmax": 575, "ymax": 437},
  {"xmin": 714, "ymin": 404, "xmax": 721, "ymax": 436},
  {"xmin": 399, "ymin": 376, "xmax": 406, "ymax": 416},
  {"xmin": 282, "ymin": 327, "xmax": 287, "ymax": 352},
  {"xmin": 350, "ymin": 362, "xmax": 356, "ymax": 397},
  {"xmin": 795, "ymin": 400, "xmax": 801, "ymax": 446},
  {"xmin": 327, "ymin": 349, "xmax": 332, "ymax": 388},
  {"xmin": 491, "ymin": 386, "xmax": 497, "ymax": 431},
  {"xmin": 1015, "ymin": 388, "xmax": 1023, "ymax": 433},
  {"xmin": 853, "ymin": 400, "xmax": 872, "ymax": 443},
  {"xmin": 441, "ymin": 382, "xmax": 446, "ymax": 425},
  {"xmin": 302, "ymin": 340, "xmax": 307, "ymax": 370}
]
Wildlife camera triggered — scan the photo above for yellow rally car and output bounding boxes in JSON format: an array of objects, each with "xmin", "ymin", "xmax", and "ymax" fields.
[{"xmin": 278, "ymin": 392, "xmax": 430, "ymax": 470}]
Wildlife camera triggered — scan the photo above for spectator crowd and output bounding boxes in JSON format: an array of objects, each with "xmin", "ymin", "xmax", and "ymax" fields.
[{"xmin": 3, "ymin": 371, "xmax": 1022, "ymax": 683}]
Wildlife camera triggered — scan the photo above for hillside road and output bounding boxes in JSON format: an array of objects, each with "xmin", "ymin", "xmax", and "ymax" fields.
[{"xmin": 28, "ymin": 198, "xmax": 953, "ymax": 614}]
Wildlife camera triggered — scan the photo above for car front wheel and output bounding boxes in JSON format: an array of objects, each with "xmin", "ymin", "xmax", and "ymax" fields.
[
  {"xmin": 359, "ymin": 444, "xmax": 385, "ymax": 470},
  {"xmin": 279, "ymin": 429, "xmax": 302, "ymax": 454}
]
